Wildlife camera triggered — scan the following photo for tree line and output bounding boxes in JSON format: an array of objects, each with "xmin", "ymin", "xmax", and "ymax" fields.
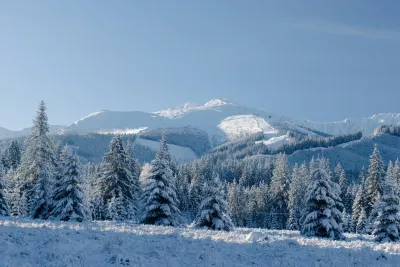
[
  {"xmin": 0, "ymin": 101, "xmax": 400, "ymax": 242},
  {"xmin": 0, "ymin": 101, "xmax": 233, "ymax": 231}
]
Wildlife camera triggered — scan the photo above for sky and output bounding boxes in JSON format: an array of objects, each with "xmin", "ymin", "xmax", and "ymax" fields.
[{"xmin": 0, "ymin": 0, "xmax": 399, "ymax": 130}]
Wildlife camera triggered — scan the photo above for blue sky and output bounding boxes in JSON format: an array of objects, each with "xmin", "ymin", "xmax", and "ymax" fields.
[{"xmin": 0, "ymin": 0, "xmax": 399, "ymax": 130}]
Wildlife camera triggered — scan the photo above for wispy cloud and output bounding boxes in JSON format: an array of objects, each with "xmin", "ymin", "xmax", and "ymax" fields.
[{"xmin": 292, "ymin": 20, "xmax": 400, "ymax": 40}]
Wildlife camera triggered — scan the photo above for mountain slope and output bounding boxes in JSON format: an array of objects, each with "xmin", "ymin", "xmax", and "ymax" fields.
[
  {"xmin": 66, "ymin": 99, "xmax": 320, "ymax": 146},
  {"xmin": 0, "ymin": 99, "xmax": 399, "ymax": 145},
  {"xmin": 298, "ymin": 113, "xmax": 400, "ymax": 136}
]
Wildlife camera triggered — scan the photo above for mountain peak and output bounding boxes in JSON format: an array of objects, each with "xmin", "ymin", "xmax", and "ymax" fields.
[{"xmin": 204, "ymin": 98, "xmax": 229, "ymax": 107}]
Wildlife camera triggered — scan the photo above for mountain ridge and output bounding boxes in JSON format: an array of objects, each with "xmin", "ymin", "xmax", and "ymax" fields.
[{"xmin": 0, "ymin": 98, "xmax": 399, "ymax": 142}]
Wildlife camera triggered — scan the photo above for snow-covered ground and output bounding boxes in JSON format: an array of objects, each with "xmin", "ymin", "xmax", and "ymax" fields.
[
  {"xmin": 256, "ymin": 134, "xmax": 292, "ymax": 149},
  {"xmin": 134, "ymin": 137, "xmax": 196, "ymax": 163},
  {"xmin": 1, "ymin": 218, "xmax": 400, "ymax": 267},
  {"xmin": 218, "ymin": 115, "xmax": 278, "ymax": 140}
]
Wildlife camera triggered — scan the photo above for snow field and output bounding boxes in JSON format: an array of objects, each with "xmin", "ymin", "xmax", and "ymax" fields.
[
  {"xmin": 1, "ymin": 218, "xmax": 400, "ymax": 267},
  {"xmin": 134, "ymin": 138, "xmax": 196, "ymax": 163},
  {"xmin": 218, "ymin": 115, "xmax": 278, "ymax": 140}
]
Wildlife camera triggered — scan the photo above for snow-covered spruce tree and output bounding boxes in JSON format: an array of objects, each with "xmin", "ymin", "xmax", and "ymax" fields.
[
  {"xmin": 124, "ymin": 140, "xmax": 141, "ymax": 217},
  {"xmin": 91, "ymin": 169, "xmax": 105, "ymax": 220},
  {"xmin": 288, "ymin": 163, "xmax": 307, "ymax": 230},
  {"xmin": 352, "ymin": 167, "xmax": 367, "ymax": 233},
  {"xmin": 300, "ymin": 164, "xmax": 344, "ymax": 240},
  {"xmin": 17, "ymin": 101, "xmax": 55, "ymax": 219},
  {"xmin": 333, "ymin": 162, "xmax": 344, "ymax": 184},
  {"xmin": 227, "ymin": 179, "xmax": 246, "ymax": 226},
  {"xmin": 357, "ymin": 207, "xmax": 368, "ymax": 234},
  {"xmin": 49, "ymin": 152, "xmax": 87, "ymax": 222},
  {"xmin": 98, "ymin": 135, "xmax": 136, "ymax": 221},
  {"xmin": 194, "ymin": 173, "xmax": 234, "ymax": 231},
  {"xmin": 9, "ymin": 141, "xmax": 21, "ymax": 171},
  {"xmin": 394, "ymin": 159, "xmax": 400, "ymax": 198},
  {"xmin": 140, "ymin": 135, "xmax": 181, "ymax": 226},
  {"xmin": 175, "ymin": 171, "xmax": 190, "ymax": 219},
  {"xmin": 337, "ymin": 163, "xmax": 350, "ymax": 212},
  {"xmin": 0, "ymin": 174, "xmax": 10, "ymax": 216},
  {"xmin": 365, "ymin": 145, "xmax": 386, "ymax": 219},
  {"xmin": 188, "ymin": 158, "xmax": 214, "ymax": 219},
  {"xmin": 188, "ymin": 163, "xmax": 207, "ymax": 220},
  {"xmin": 6, "ymin": 170, "xmax": 27, "ymax": 217},
  {"xmin": 372, "ymin": 174, "xmax": 400, "ymax": 242},
  {"xmin": 342, "ymin": 209, "xmax": 352, "ymax": 233},
  {"xmin": 309, "ymin": 156, "xmax": 317, "ymax": 177},
  {"xmin": 269, "ymin": 153, "xmax": 291, "ymax": 229}
]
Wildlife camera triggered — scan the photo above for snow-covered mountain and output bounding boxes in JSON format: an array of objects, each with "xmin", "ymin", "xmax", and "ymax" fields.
[
  {"xmin": 298, "ymin": 113, "xmax": 400, "ymax": 136},
  {"xmin": 0, "ymin": 99, "xmax": 399, "ymax": 144},
  {"xmin": 67, "ymin": 98, "xmax": 400, "ymax": 142},
  {"xmin": 66, "ymin": 99, "xmax": 320, "ymax": 145}
]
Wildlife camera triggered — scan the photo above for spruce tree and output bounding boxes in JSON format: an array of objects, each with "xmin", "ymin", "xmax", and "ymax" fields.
[
  {"xmin": 300, "ymin": 162, "xmax": 344, "ymax": 240},
  {"xmin": 309, "ymin": 156, "xmax": 317, "ymax": 177},
  {"xmin": 337, "ymin": 164, "xmax": 349, "ymax": 211},
  {"xmin": 288, "ymin": 163, "xmax": 307, "ymax": 230},
  {"xmin": 176, "ymin": 172, "xmax": 190, "ymax": 218},
  {"xmin": 98, "ymin": 135, "xmax": 136, "ymax": 221},
  {"xmin": 140, "ymin": 136, "xmax": 181, "ymax": 226},
  {"xmin": 269, "ymin": 153, "xmax": 291, "ymax": 229},
  {"xmin": 50, "ymin": 152, "xmax": 87, "ymax": 222},
  {"xmin": 227, "ymin": 180, "xmax": 245, "ymax": 226},
  {"xmin": 365, "ymin": 145, "xmax": 385, "ymax": 217},
  {"xmin": 125, "ymin": 140, "xmax": 141, "ymax": 217},
  {"xmin": 7, "ymin": 170, "xmax": 27, "ymax": 217},
  {"xmin": 194, "ymin": 174, "xmax": 234, "ymax": 231},
  {"xmin": 334, "ymin": 162, "xmax": 344, "ymax": 184},
  {"xmin": 372, "ymin": 174, "xmax": 400, "ymax": 242},
  {"xmin": 365, "ymin": 145, "xmax": 385, "ymax": 221},
  {"xmin": 394, "ymin": 159, "xmax": 400, "ymax": 198},
  {"xmin": 352, "ymin": 168, "xmax": 367, "ymax": 233},
  {"xmin": 17, "ymin": 101, "xmax": 56, "ymax": 219},
  {"xmin": 8, "ymin": 141, "xmax": 21, "ymax": 171},
  {"xmin": 0, "ymin": 174, "xmax": 10, "ymax": 216},
  {"xmin": 356, "ymin": 208, "xmax": 368, "ymax": 234},
  {"xmin": 188, "ymin": 162, "xmax": 208, "ymax": 219}
]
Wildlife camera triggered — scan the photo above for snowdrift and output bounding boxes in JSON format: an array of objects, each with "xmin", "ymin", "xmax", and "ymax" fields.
[{"xmin": 1, "ymin": 218, "xmax": 400, "ymax": 266}]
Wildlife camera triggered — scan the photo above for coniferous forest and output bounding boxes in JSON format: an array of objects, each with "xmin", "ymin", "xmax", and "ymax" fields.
[{"xmin": 1, "ymin": 101, "xmax": 400, "ymax": 244}]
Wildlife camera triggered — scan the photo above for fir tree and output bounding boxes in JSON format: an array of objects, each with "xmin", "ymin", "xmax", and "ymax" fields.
[
  {"xmin": 365, "ymin": 145, "xmax": 385, "ymax": 221},
  {"xmin": 98, "ymin": 135, "xmax": 136, "ymax": 221},
  {"xmin": 194, "ymin": 174, "xmax": 234, "ymax": 231},
  {"xmin": 176, "ymin": 172, "xmax": 190, "ymax": 219},
  {"xmin": 125, "ymin": 140, "xmax": 141, "ymax": 217},
  {"xmin": 8, "ymin": 141, "xmax": 21, "ymax": 171},
  {"xmin": 342, "ymin": 209, "xmax": 352, "ymax": 233},
  {"xmin": 140, "ymin": 135, "xmax": 181, "ymax": 226},
  {"xmin": 188, "ymin": 162, "xmax": 209, "ymax": 219},
  {"xmin": 309, "ymin": 156, "xmax": 317, "ymax": 177},
  {"xmin": 107, "ymin": 187, "xmax": 126, "ymax": 221},
  {"xmin": 0, "ymin": 174, "xmax": 10, "ymax": 216},
  {"xmin": 17, "ymin": 101, "xmax": 56, "ymax": 219},
  {"xmin": 288, "ymin": 163, "xmax": 307, "ymax": 230},
  {"xmin": 300, "ymin": 163, "xmax": 344, "ymax": 240},
  {"xmin": 333, "ymin": 162, "xmax": 344, "ymax": 184},
  {"xmin": 269, "ymin": 154, "xmax": 291, "ymax": 229},
  {"xmin": 7, "ymin": 170, "xmax": 27, "ymax": 217},
  {"xmin": 352, "ymin": 167, "xmax": 366, "ymax": 233},
  {"xmin": 49, "ymin": 153, "xmax": 87, "ymax": 222},
  {"xmin": 372, "ymin": 174, "xmax": 400, "ymax": 242},
  {"xmin": 394, "ymin": 159, "xmax": 400, "ymax": 198},
  {"xmin": 227, "ymin": 180, "xmax": 245, "ymax": 226},
  {"xmin": 356, "ymin": 208, "xmax": 368, "ymax": 234}
]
